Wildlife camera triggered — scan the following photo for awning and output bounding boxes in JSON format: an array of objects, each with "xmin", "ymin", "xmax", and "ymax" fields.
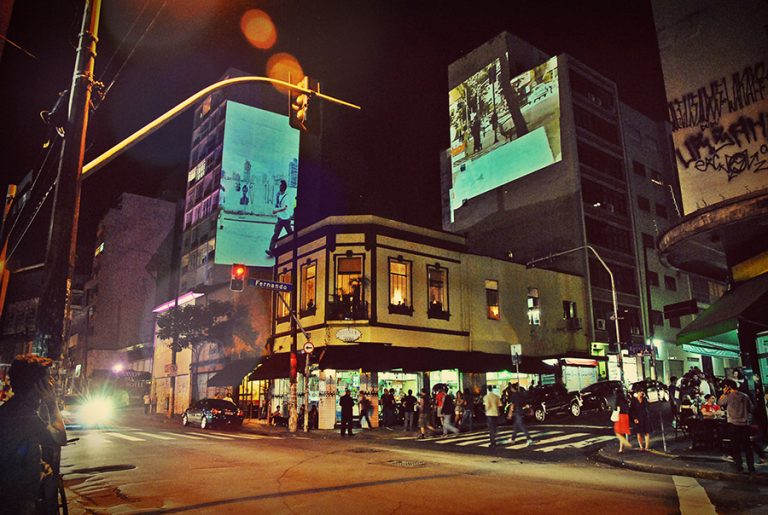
[
  {"xmin": 676, "ymin": 273, "xmax": 768, "ymax": 346},
  {"xmin": 682, "ymin": 342, "xmax": 741, "ymax": 359},
  {"xmin": 249, "ymin": 353, "xmax": 291, "ymax": 380},
  {"xmin": 207, "ymin": 358, "xmax": 260, "ymax": 387}
]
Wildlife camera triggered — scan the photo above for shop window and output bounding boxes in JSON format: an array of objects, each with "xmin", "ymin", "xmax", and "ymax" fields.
[
  {"xmin": 300, "ymin": 261, "xmax": 317, "ymax": 317},
  {"xmin": 637, "ymin": 195, "xmax": 650, "ymax": 212},
  {"xmin": 388, "ymin": 258, "xmax": 413, "ymax": 315},
  {"xmin": 486, "ymin": 280, "xmax": 500, "ymax": 320},
  {"xmin": 427, "ymin": 265, "xmax": 449, "ymax": 320},
  {"xmin": 527, "ymin": 287, "xmax": 540, "ymax": 326},
  {"xmin": 276, "ymin": 269, "xmax": 292, "ymax": 321},
  {"xmin": 648, "ymin": 271, "xmax": 659, "ymax": 287},
  {"xmin": 664, "ymin": 275, "xmax": 677, "ymax": 291}
]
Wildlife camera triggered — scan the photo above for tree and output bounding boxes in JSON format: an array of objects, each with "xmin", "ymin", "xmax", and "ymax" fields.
[{"xmin": 156, "ymin": 300, "xmax": 233, "ymax": 353}]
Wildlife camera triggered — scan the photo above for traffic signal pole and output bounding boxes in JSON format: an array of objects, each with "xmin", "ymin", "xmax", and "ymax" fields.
[
  {"xmin": 34, "ymin": 0, "xmax": 101, "ymax": 358},
  {"xmin": 275, "ymin": 291, "xmax": 311, "ymax": 433}
]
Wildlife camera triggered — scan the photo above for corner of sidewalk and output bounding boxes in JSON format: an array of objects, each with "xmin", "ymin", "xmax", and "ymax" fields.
[
  {"xmin": 595, "ymin": 433, "xmax": 768, "ymax": 486},
  {"xmin": 240, "ymin": 418, "xmax": 421, "ymax": 440}
]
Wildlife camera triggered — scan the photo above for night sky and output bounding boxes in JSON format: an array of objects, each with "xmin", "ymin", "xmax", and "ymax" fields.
[{"xmin": 0, "ymin": 0, "xmax": 667, "ymax": 270}]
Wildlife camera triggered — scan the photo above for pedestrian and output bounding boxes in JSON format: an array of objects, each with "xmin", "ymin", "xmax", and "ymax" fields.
[
  {"xmin": 151, "ymin": 395, "xmax": 157, "ymax": 414},
  {"xmin": 668, "ymin": 376, "xmax": 678, "ymax": 416},
  {"xmin": 719, "ymin": 379, "xmax": 755, "ymax": 473},
  {"xmin": 266, "ymin": 179, "xmax": 294, "ymax": 257},
  {"xmin": 0, "ymin": 354, "xmax": 67, "ymax": 514},
  {"xmin": 381, "ymin": 388, "xmax": 395, "ymax": 429},
  {"xmin": 454, "ymin": 390, "xmax": 465, "ymax": 428},
  {"xmin": 483, "ymin": 385, "xmax": 502, "ymax": 447},
  {"xmin": 402, "ymin": 389, "xmax": 417, "ymax": 431},
  {"xmin": 358, "ymin": 392, "xmax": 372, "ymax": 429},
  {"xmin": 417, "ymin": 389, "xmax": 433, "ymax": 439},
  {"xmin": 630, "ymin": 389, "xmax": 651, "ymax": 451},
  {"xmin": 441, "ymin": 390, "xmax": 460, "ymax": 435},
  {"xmin": 506, "ymin": 384, "xmax": 533, "ymax": 446},
  {"xmin": 143, "ymin": 393, "xmax": 151, "ymax": 415},
  {"xmin": 460, "ymin": 387, "xmax": 474, "ymax": 432},
  {"xmin": 434, "ymin": 386, "xmax": 446, "ymax": 431},
  {"xmin": 612, "ymin": 388, "xmax": 633, "ymax": 453},
  {"xmin": 340, "ymin": 389, "xmax": 355, "ymax": 437}
]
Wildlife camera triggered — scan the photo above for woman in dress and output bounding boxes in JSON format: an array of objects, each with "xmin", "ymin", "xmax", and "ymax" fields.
[
  {"xmin": 613, "ymin": 388, "xmax": 633, "ymax": 453},
  {"xmin": 630, "ymin": 389, "xmax": 651, "ymax": 451}
]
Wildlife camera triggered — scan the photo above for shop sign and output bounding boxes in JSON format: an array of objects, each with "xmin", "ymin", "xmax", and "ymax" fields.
[
  {"xmin": 164, "ymin": 363, "xmax": 178, "ymax": 375},
  {"xmin": 336, "ymin": 327, "xmax": 362, "ymax": 343}
]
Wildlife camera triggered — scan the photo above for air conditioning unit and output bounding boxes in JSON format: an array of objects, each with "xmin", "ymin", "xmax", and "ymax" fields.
[
  {"xmin": 596, "ymin": 318, "xmax": 606, "ymax": 330},
  {"xmin": 631, "ymin": 326, "xmax": 641, "ymax": 336}
]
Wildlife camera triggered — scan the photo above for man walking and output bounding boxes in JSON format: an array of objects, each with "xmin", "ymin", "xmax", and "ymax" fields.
[
  {"xmin": 441, "ymin": 389, "xmax": 460, "ymax": 436},
  {"xmin": 402, "ymin": 389, "xmax": 417, "ymax": 431},
  {"xmin": 483, "ymin": 385, "xmax": 502, "ymax": 447},
  {"xmin": 719, "ymin": 379, "xmax": 755, "ymax": 473},
  {"xmin": 340, "ymin": 389, "xmax": 355, "ymax": 437},
  {"xmin": 381, "ymin": 388, "xmax": 395, "ymax": 429},
  {"xmin": 506, "ymin": 384, "xmax": 533, "ymax": 446},
  {"xmin": 266, "ymin": 180, "xmax": 294, "ymax": 257}
]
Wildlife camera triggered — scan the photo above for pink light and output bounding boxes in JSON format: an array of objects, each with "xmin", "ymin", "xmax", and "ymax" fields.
[{"xmin": 152, "ymin": 292, "xmax": 204, "ymax": 314}]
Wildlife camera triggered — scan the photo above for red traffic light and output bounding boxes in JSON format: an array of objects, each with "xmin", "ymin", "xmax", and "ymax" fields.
[
  {"xmin": 230, "ymin": 264, "xmax": 246, "ymax": 291},
  {"xmin": 232, "ymin": 264, "xmax": 246, "ymax": 279}
]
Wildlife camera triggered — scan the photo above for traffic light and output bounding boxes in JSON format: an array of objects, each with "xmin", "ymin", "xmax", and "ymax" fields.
[
  {"xmin": 230, "ymin": 264, "xmax": 246, "ymax": 292},
  {"xmin": 289, "ymin": 76, "xmax": 322, "ymax": 133}
]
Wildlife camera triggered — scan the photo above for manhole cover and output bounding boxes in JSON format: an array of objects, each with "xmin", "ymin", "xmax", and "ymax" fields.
[
  {"xmin": 384, "ymin": 459, "xmax": 426, "ymax": 468},
  {"xmin": 348, "ymin": 447, "xmax": 382, "ymax": 454},
  {"xmin": 68, "ymin": 464, "xmax": 136, "ymax": 474}
]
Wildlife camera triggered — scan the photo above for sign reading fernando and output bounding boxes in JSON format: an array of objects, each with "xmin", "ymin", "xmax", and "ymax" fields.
[{"xmin": 250, "ymin": 279, "xmax": 292, "ymax": 292}]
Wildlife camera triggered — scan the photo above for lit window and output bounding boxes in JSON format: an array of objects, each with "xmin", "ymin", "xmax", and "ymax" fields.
[
  {"xmin": 527, "ymin": 287, "xmax": 540, "ymax": 326},
  {"xmin": 485, "ymin": 280, "xmax": 500, "ymax": 320},
  {"xmin": 277, "ymin": 269, "xmax": 292, "ymax": 319},
  {"xmin": 427, "ymin": 265, "xmax": 449, "ymax": 319},
  {"xmin": 300, "ymin": 262, "xmax": 316, "ymax": 314},
  {"xmin": 335, "ymin": 256, "xmax": 363, "ymax": 299},
  {"xmin": 562, "ymin": 300, "xmax": 577, "ymax": 319},
  {"xmin": 388, "ymin": 259, "xmax": 412, "ymax": 315}
]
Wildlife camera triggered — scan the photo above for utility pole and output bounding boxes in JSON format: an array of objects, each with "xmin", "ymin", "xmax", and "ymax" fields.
[{"xmin": 34, "ymin": 0, "xmax": 101, "ymax": 359}]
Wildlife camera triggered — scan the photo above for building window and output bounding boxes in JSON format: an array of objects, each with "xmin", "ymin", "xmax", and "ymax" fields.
[
  {"xmin": 655, "ymin": 203, "xmax": 668, "ymax": 219},
  {"xmin": 485, "ymin": 280, "xmax": 500, "ymax": 320},
  {"xmin": 427, "ymin": 265, "xmax": 449, "ymax": 320},
  {"xmin": 651, "ymin": 310, "xmax": 664, "ymax": 327},
  {"xmin": 330, "ymin": 255, "xmax": 366, "ymax": 320},
  {"xmin": 527, "ymin": 287, "xmax": 540, "ymax": 326},
  {"xmin": 300, "ymin": 262, "xmax": 317, "ymax": 316},
  {"xmin": 642, "ymin": 233, "xmax": 655, "ymax": 249},
  {"xmin": 637, "ymin": 195, "xmax": 651, "ymax": 212},
  {"xmin": 632, "ymin": 160, "xmax": 645, "ymax": 176},
  {"xmin": 276, "ymin": 269, "xmax": 292, "ymax": 320},
  {"xmin": 664, "ymin": 275, "xmax": 677, "ymax": 291},
  {"xmin": 563, "ymin": 300, "xmax": 577, "ymax": 319},
  {"xmin": 669, "ymin": 316, "xmax": 681, "ymax": 329},
  {"xmin": 648, "ymin": 271, "xmax": 659, "ymax": 287},
  {"xmin": 388, "ymin": 258, "xmax": 413, "ymax": 315}
]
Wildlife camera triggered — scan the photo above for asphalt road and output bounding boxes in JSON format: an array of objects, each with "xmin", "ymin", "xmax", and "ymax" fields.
[{"xmin": 60, "ymin": 409, "xmax": 767, "ymax": 514}]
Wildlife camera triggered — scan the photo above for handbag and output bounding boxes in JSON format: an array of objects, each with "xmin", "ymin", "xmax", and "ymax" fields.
[{"xmin": 610, "ymin": 408, "xmax": 620, "ymax": 422}]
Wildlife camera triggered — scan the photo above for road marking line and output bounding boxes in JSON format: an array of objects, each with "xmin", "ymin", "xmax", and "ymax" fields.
[
  {"xmin": 194, "ymin": 433, "xmax": 234, "ymax": 440},
  {"xmin": 104, "ymin": 432, "xmax": 145, "ymax": 442},
  {"xmin": 438, "ymin": 429, "xmax": 548, "ymax": 446},
  {"xmin": 207, "ymin": 431, "xmax": 268, "ymax": 440},
  {"xmin": 464, "ymin": 431, "xmax": 563, "ymax": 448},
  {"xmin": 537, "ymin": 435, "xmax": 615, "ymax": 452},
  {"xmin": 135, "ymin": 432, "xmax": 175, "ymax": 440},
  {"xmin": 673, "ymin": 475, "xmax": 717, "ymax": 515},
  {"xmin": 163, "ymin": 432, "xmax": 205, "ymax": 440},
  {"xmin": 500, "ymin": 432, "xmax": 587, "ymax": 450}
]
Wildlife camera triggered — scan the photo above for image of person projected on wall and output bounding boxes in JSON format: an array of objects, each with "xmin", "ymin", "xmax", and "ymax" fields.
[{"xmin": 266, "ymin": 180, "xmax": 294, "ymax": 257}]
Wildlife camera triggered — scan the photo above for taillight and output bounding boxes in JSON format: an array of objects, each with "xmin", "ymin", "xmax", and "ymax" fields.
[{"xmin": 211, "ymin": 409, "xmax": 221, "ymax": 415}]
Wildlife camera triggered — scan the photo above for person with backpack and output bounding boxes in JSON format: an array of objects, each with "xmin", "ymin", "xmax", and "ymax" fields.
[{"xmin": 401, "ymin": 389, "xmax": 417, "ymax": 432}]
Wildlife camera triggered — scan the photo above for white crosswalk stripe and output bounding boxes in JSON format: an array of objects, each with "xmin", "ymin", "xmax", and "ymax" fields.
[
  {"xmin": 190, "ymin": 432, "xmax": 234, "ymax": 440},
  {"xmin": 206, "ymin": 431, "xmax": 271, "ymax": 440},
  {"xmin": 411, "ymin": 427, "xmax": 610, "ymax": 453},
  {"xmin": 103, "ymin": 432, "xmax": 145, "ymax": 442},
  {"xmin": 135, "ymin": 432, "xmax": 176, "ymax": 440},
  {"xmin": 163, "ymin": 432, "xmax": 205, "ymax": 440},
  {"xmin": 537, "ymin": 435, "xmax": 614, "ymax": 453}
]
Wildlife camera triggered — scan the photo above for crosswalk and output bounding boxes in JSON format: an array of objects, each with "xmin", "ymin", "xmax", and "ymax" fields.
[
  {"xmin": 76, "ymin": 429, "xmax": 280, "ymax": 444},
  {"xmin": 397, "ymin": 427, "xmax": 614, "ymax": 453}
]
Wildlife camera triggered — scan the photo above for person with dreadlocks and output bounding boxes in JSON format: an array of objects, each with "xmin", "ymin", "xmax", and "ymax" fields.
[{"xmin": 0, "ymin": 354, "xmax": 67, "ymax": 514}]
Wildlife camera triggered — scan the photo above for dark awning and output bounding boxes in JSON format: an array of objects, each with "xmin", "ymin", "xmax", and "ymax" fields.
[
  {"xmin": 207, "ymin": 357, "xmax": 260, "ymax": 387},
  {"xmin": 676, "ymin": 273, "xmax": 768, "ymax": 346},
  {"xmin": 249, "ymin": 353, "xmax": 291, "ymax": 380}
]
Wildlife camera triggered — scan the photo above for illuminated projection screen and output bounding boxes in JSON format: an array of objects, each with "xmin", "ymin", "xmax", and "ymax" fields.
[
  {"xmin": 448, "ymin": 56, "xmax": 561, "ymax": 221},
  {"xmin": 214, "ymin": 101, "xmax": 299, "ymax": 266}
]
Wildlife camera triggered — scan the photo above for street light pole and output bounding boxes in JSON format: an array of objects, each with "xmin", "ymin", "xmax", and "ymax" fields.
[{"xmin": 527, "ymin": 245, "xmax": 624, "ymax": 383}]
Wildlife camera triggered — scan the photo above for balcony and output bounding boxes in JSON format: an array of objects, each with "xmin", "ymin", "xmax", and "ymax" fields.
[{"xmin": 327, "ymin": 295, "xmax": 369, "ymax": 321}]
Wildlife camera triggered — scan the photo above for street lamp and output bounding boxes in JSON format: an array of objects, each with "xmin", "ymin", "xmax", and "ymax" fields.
[{"xmin": 527, "ymin": 245, "xmax": 624, "ymax": 383}]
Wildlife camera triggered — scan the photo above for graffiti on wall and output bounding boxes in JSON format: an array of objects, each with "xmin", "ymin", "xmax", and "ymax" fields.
[{"xmin": 670, "ymin": 61, "xmax": 768, "ymax": 214}]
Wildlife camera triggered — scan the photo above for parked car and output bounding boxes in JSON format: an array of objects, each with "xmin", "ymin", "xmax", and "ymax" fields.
[
  {"xmin": 579, "ymin": 380, "xmax": 626, "ymax": 412},
  {"xmin": 182, "ymin": 399, "xmax": 244, "ymax": 429},
  {"xmin": 631, "ymin": 380, "xmax": 669, "ymax": 403},
  {"xmin": 523, "ymin": 384, "xmax": 582, "ymax": 422}
]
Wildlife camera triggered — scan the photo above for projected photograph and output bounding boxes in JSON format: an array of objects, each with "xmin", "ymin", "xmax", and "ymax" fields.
[
  {"xmin": 214, "ymin": 101, "xmax": 300, "ymax": 267},
  {"xmin": 448, "ymin": 56, "xmax": 561, "ymax": 221}
]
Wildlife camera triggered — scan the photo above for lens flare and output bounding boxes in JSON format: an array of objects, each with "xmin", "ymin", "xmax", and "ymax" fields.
[
  {"xmin": 266, "ymin": 53, "xmax": 304, "ymax": 95},
  {"xmin": 241, "ymin": 9, "xmax": 277, "ymax": 50}
]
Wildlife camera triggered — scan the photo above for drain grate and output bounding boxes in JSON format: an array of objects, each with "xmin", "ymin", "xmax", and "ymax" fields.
[{"xmin": 384, "ymin": 459, "xmax": 426, "ymax": 468}]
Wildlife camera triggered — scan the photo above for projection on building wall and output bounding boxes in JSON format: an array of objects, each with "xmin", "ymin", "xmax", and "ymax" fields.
[
  {"xmin": 448, "ymin": 56, "xmax": 562, "ymax": 221},
  {"xmin": 214, "ymin": 101, "xmax": 300, "ymax": 266}
]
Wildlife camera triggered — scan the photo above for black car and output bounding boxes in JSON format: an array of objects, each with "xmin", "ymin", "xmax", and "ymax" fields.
[
  {"xmin": 631, "ymin": 380, "xmax": 669, "ymax": 403},
  {"xmin": 579, "ymin": 380, "xmax": 626, "ymax": 412},
  {"xmin": 182, "ymin": 399, "xmax": 244, "ymax": 429},
  {"xmin": 523, "ymin": 384, "xmax": 582, "ymax": 422}
]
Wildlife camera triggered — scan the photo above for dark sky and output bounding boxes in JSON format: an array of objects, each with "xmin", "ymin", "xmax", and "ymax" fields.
[{"xmin": 0, "ymin": 0, "xmax": 668, "ymax": 269}]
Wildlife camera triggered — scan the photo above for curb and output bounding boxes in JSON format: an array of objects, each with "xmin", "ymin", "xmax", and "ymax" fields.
[{"xmin": 595, "ymin": 447, "xmax": 768, "ymax": 485}]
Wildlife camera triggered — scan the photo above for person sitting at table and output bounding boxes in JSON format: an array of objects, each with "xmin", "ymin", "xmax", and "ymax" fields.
[{"xmin": 700, "ymin": 394, "xmax": 721, "ymax": 417}]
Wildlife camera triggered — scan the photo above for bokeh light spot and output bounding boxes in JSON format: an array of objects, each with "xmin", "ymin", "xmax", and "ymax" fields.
[
  {"xmin": 241, "ymin": 9, "xmax": 277, "ymax": 50},
  {"xmin": 266, "ymin": 53, "xmax": 304, "ymax": 95}
]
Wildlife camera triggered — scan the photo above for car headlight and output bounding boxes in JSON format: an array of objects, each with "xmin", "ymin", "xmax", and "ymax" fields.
[{"xmin": 79, "ymin": 396, "xmax": 114, "ymax": 426}]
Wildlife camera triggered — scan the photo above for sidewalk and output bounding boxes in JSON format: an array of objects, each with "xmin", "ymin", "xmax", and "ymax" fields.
[
  {"xmin": 240, "ymin": 417, "xmax": 418, "ymax": 440},
  {"xmin": 596, "ymin": 430, "xmax": 768, "ymax": 485}
]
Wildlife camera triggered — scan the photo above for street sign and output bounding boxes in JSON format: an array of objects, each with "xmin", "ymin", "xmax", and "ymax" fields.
[
  {"xmin": 510, "ymin": 344, "xmax": 522, "ymax": 364},
  {"xmin": 303, "ymin": 342, "xmax": 314, "ymax": 354},
  {"xmin": 249, "ymin": 279, "xmax": 292, "ymax": 292}
]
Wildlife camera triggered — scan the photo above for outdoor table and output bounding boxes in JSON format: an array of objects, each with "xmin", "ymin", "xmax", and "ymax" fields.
[{"xmin": 689, "ymin": 416, "xmax": 728, "ymax": 450}]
